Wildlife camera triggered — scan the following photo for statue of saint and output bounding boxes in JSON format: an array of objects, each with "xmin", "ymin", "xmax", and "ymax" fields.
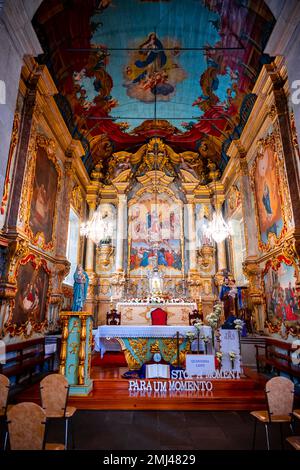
[
  {"xmin": 219, "ymin": 276, "xmax": 232, "ymax": 320},
  {"xmin": 72, "ymin": 265, "xmax": 89, "ymax": 311}
]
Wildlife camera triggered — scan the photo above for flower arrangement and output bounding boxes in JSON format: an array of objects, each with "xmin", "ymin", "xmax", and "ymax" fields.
[
  {"xmin": 234, "ymin": 318, "xmax": 244, "ymax": 351},
  {"xmin": 202, "ymin": 335, "xmax": 210, "ymax": 354},
  {"xmin": 215, "ymin": 351, "xmax": 223, "ymax": 370},
  {"xmin": 229, "ymin": 351, "xmax": 237, "ymax": 370},
  {"xmin": 206, "ymin": 304, "xmax": 222, "ymax": 350},
  {"xmin": 206, "ymin": 304, "xmax": 222, "ymax": 329},
  {"xmin": 193, "ymin": 320, "xmax": 203, "ymax": 331}
]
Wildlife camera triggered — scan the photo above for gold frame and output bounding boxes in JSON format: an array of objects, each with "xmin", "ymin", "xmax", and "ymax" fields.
[
  {"xmin": 4, "ymin": 253, "xmax": 51, "ymax": 337},
  {"xmin": 1, "ymin": 112, "xmax": 20, "ymax": 216},
  {"xmin": 21, "ymin": 134, "xmax": 62, "ymax": 251},
  {"xmin": 261, "ymin": 250, "xmax": 298, "ymax": 324}
]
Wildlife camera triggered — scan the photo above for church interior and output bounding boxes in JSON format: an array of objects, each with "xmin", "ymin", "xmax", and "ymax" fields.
[{"xmin": 1, "ymin": 0, "xmax": 300, "ymax": 454}]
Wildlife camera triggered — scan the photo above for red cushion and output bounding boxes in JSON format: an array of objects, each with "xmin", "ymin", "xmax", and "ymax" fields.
[{"xmin": 151, "ymin": 308, "xmax": 168, "ymax": 325}]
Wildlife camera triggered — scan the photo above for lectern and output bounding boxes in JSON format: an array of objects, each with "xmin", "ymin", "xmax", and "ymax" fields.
[{"xmin": 59, "ymin": 311, "xmax": 93, "ymax": 396}]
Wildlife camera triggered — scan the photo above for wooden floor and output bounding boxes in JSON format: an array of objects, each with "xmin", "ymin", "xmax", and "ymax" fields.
[{"xmin": 15, "ymin": 365, "xmax": 266, "ymax": 411}]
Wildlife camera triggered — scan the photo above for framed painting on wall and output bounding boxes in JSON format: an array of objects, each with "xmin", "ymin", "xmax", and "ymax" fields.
[
  {"xmin": 251, "ymin": 135, "xmax": 286, "ymax": 251},
  {"xmin": 22, "ymin": 135, "xmax": 61, "ymax": 251},
  {"xmin": 29, "ymin": 144, "xmax": 58, "ymax": 243},
  {"xmin": 128, "ymin": 191, "xmax": 183, "ymax": 275},
  {"xmin": 263, "ymin": 259, "xmax": 299, "ymax": 322},
  {"xmin": 12, "ymin": 260, "xmax": 50, "ymax": 326}
]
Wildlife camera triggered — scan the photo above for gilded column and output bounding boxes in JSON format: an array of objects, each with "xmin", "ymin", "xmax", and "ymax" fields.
[
  {"xmin": 59, "ymin": 315, "xmax": 69, "ymax": 377},
  {"xmin": 236, "ymin": 144, "xmax": 258, "ymax": 258},
  {"xmin": 78, "ymin": 316, "xmax": 87, "ymax": 385},
  {"xmin": 59, "ymin": 311, "xmax": 93, "ymax": 396},
  {"xmin": 115, "ymin": 193, "xmax": 127, "ymax": 273},
  {"xmin": 186, "ymin": 198, "xmax": 197, "ymax": 273}
]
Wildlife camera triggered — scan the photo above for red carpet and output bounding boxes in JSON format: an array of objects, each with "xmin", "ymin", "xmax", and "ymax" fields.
[{"xmin": 92, "ymin": 351, "xmax": 127, "ymax": 367}]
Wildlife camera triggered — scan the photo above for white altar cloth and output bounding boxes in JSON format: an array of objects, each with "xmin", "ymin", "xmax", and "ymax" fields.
[{"xmin": 94, "ymin": 325, "xmax": 211, "ymax": 355}]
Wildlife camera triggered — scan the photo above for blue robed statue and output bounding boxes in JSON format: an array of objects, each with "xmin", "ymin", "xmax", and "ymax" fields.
[{"xmin": 72, "ymin": 264, "xmax": 89, "ymax": 312}]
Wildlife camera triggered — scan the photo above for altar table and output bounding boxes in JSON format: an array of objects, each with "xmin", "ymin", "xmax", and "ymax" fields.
[
  {"xmin": 95, "ymin": 325, "xmax": 211, "ymax": 370},
  {"xmin": 116, "ymin": 302, "xmax": 197, "ymax": 325}
]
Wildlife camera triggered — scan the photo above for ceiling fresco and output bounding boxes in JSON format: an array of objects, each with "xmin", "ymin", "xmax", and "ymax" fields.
[{"xmin": 33, "ymin": 0, "xmax": 275, "ymax": 174}]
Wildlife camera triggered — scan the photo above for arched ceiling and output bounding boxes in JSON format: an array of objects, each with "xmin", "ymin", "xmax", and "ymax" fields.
[{"xmin": 33, "ymin": 0, "xmax": 275, "ymax": 175}]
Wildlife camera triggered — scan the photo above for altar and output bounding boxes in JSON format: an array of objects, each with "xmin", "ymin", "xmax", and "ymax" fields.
[
  {"xmin": 95, "ymin": 324, "xmax": 211, "ymax": 369},
  {"xmin": 116, "ymin": 301, "xmax": 197, "ymax": 325}
]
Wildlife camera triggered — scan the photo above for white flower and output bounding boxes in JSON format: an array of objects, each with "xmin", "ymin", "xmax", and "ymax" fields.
[
  {"xmin": 215, "ymin": 352, "xmax": 223, "ymax": 362},
  {"xmin": 186, "ymin": 331, "xmax": 195, "ymax": 341},
  {"xmin": 202, "ymin": 335, "xmax": 209, "ymax": 343},
  {"xmin": 193, "ymin": 320, "xmax": 203, "ymax": 331},
  {"xmin": 234, "ymin": 319, "xmax": 244, "ymax": 331}
]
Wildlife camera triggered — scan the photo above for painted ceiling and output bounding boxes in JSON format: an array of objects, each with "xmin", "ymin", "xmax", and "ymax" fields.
[{"xmin": 33, "ymin": 0, "xmax": 275, "ymax": 174}]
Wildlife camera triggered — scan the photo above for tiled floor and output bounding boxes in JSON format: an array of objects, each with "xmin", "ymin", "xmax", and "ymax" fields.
[{"xmin": 40, "ymin": 410, "xmax": 296, "ymax": 450}]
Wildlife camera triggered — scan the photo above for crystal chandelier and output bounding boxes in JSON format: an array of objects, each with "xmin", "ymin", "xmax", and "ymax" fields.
[
  {"xmin": 80, "ymin": 205, "xmax": 114, "ymax": 245},
  {"xmin": 205, "ymin": 209, "xmax": 233, "ymax": 244}
]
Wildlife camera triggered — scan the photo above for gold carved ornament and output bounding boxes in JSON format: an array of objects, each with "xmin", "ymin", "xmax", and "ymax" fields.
[
  {"xmin": 71, "ymin": 185, "xmax": 83, "ymax": 217},
  {"xmin": 78, "ymin": 316, "xmax": 87, "ymax": 385},
  {"xmin": 3, "ymin": 253, "xmax": 51, "ymax": 337},
  {"xmin": 111, "ymin": 137, "xmax": 202, "ymax": 181},
  {"xmin": 1, "ymin": 113, "xmax": 20, "ymax": 216},
  {"xmin": 59, "ymin": 315, "xmax": 70, "ymax": 376}
]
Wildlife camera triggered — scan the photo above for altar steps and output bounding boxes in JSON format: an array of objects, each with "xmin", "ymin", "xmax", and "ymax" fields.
[{"xmin": 15, "ymin": 367, "xmax": 266, "ymax": 411}]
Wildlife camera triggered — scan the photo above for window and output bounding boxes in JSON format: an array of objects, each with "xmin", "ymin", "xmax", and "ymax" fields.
[
  {"xmin": 64, "ymin": 208, "xmax": 80, "ymax": 286},
  {"xmin": 230, "ymin": 217, "xmax": 247, "ymax": 285},
  {"xmin": 0, "ymin": 80, "xmax": 5, "ymax": 104}
]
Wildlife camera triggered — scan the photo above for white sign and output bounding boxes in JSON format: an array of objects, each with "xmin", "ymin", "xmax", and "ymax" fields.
[
  {"xmin": 186, "ymin": 354, "xmax": 215, "ymax": 376},
  {"xmin": 220, "ymin": 329, "xmax": 241, "ymax": 373},
  {"xmin": 220, "ymin": 329, "xmax": 239, "ymax": 353},
  {"xmin": 128, "ymin": 379, "xmax": 213, "ymax": 394}
]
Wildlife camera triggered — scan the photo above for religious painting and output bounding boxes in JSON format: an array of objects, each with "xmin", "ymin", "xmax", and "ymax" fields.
[
  {"xmin": 263, "ymin": 260, "xmax": 299, "ymax": 323},
  {"xmin": 226, "ymin": 183, "xmax": 242, "ymax": 219},
  {"xmin": 12, "ymin": 261, "xmax": 49, "ymax": 326},
  {"xmin": 29, "ymin": 141, "xmax": 59, "ymax": 245},
  {"xmin": 128, "ymin": 192, "xmax": 183, "ymax": 274},
  {"xmin": 124, "ymin": 33, "xmax": 186, "ymax": 103},
  {"xmin": 251, "ymin": 139, "xmax": 285, "ymax": 249}
]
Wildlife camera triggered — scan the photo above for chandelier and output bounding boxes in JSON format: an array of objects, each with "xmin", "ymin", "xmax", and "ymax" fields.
[
  {"xmin": 80, "ymin": 205, "xmax": 114, "ymax": 245},
  {"xmin": 205, "ymin": 209, "xmax": 233, "ymax": 243}
]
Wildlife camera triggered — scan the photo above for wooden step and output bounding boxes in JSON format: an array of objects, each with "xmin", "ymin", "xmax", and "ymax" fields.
[{"xmin": 14, "ymin": 366, "xmax": 266, "ymax": 411}]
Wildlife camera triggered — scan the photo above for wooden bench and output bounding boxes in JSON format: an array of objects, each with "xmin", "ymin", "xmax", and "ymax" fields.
[
  {"xmin": 255, "ymin": 337, "xmax": 300, "ymax": 380},
  {"xmin": 0, "ymin": 337, "xmax": 55, "ymax": 383}
]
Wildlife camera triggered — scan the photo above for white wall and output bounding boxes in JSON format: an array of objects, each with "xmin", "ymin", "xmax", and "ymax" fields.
[
  {"xmin": 265, "ymin": 0, "xmax": 300, "ymax": 148},
  {"xmin": 0, "ymin": 0, "xmax": 42, "ymax": 228}
]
